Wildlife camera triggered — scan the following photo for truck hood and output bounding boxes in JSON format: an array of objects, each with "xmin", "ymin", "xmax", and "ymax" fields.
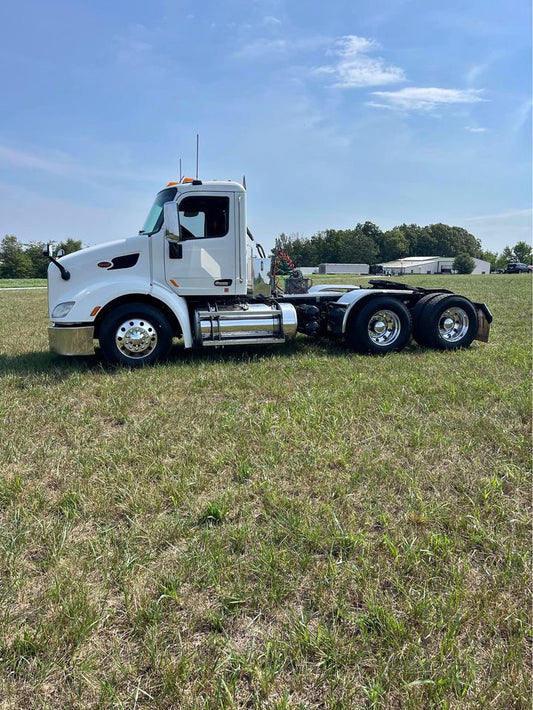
[
  {"xmin": 57, "ymin": 236, "xmax": 146, "ymax": 268},
  {"xmin": 47, "ymin": 235, "xmax": 150, "ymax": 318}
]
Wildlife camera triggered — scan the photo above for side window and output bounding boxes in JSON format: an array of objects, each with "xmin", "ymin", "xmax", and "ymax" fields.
[{"xmin": 178, "ymin": 196, "xmax": 229, "ymax": 240}]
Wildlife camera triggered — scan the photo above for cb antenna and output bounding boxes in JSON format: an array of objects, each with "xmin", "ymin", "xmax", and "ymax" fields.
[
  {"xmin": 179, "ymin": 158, "xmax": 182, "ymax": 181},
  {"xmin": 195, "ymin": 133, "xmax": 199, "ymax": 179}
]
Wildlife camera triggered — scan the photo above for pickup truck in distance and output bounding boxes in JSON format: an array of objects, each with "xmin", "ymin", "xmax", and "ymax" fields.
[{"xmin": 505, "ymin": 262, "xmax": 530, "ymax": 274}]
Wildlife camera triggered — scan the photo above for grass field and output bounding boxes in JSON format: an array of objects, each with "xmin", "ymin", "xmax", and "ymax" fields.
[
  {"xmin": 0, "ymin": 275, "xmax": 531, "ymax": 709},
  {"xmin": 0, "ymin": 279, "xmax": 47, "ymax": 289}
]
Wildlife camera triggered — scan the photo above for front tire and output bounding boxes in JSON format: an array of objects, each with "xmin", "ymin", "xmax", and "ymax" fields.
[
  {"xmin": 98, "ymin": 302, "xmax": 172, "ymax": 366},
  {"xmin": 346, "ymin": 297, "xmax": 412, "ymax": 354}
]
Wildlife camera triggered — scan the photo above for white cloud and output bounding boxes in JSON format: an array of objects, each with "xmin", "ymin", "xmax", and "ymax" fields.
[
  {"xmin": 370, "ymin": 87, "xmax": 487, "ymax": 111},
  {"xmin": 317, "ymin": 35, "xmax": 405, "ymax": 88},
  {"xmin": 465, "ymin": 126, "xmax": 488, "ymax": 132},
  {"xmin": 335, "ymin": 35, "xmax": 378, "ymax": 56}
]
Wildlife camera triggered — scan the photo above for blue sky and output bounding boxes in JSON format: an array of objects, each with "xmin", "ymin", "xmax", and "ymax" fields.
[{"xmin": 0, "ymin": 0, "xmax": 531, "ymax": 254}]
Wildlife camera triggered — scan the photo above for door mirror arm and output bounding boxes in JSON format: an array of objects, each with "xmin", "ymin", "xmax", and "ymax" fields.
[{"xmin": 43, "ymin": 243, "xmax": 70, "ymax": 280}]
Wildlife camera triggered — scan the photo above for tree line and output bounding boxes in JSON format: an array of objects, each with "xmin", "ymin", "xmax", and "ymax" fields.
[
  {"xmin": 274, "ymin": 222, "xmax": 532, "ymax": 272},
  {"xmin": 0, "ymin": 228, "xmax": 531, "ymax": 279},
  {"xmin": 0, "ymin": 236, "xmax": 83, "ymax": 278}
]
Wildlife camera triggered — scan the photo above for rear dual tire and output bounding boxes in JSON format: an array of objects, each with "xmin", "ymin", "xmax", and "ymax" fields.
[
  {"xmin": 412, "ymin": 294, "xmax": 478, "ymax": 350},
  {"xmin": 346, "ymin": 297, "xmax": 412, "ymax": 354}
]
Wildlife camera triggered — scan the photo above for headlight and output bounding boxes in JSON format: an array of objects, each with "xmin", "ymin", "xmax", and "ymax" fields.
[{"xmin": 52, "ymin": 301, "xmax": 75, "ymax": 318}]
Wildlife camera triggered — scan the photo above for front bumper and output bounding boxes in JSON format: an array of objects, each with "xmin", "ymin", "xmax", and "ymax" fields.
[{"xmin": 48, "ymin": 326, "xmax": 95, "ymax": 356}]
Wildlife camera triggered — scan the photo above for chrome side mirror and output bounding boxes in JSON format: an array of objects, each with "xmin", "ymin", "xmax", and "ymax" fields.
[{"xmin": 163, "ymin": 202, "xmax": 180, "ymax": 241}]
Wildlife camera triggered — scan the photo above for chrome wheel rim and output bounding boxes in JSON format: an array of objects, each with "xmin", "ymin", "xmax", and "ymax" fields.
[
  {"xmin": 438, "ymin": 307, "xmax": 469, "ymax": 342},
  {"xmin": 367, "ymin": 310, "xmax": 401, "ymax": 346},
  {"xmin": 115, "ymin": 318, "xmax": 158, "ymax": 358}
]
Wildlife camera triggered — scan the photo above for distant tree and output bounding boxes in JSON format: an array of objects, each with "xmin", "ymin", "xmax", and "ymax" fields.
[
  {"xmin": 393, "ymin": 224, "xmax": 426, "ymax": 255},
  {"xmin": 378, "ymin": 228, "xmax": 409, "ymax": 262},
  {"xmin": 495, "ymin": 251, "xmax": 509, "ymax": 270},
  {"xmin": 280, "ymin": 220, "xmax": 487, "ymax": 267},
  {"xmin": 453, "ymin": 252, "xmax": 475, "ymax": 274},
  {"xmin": 501, "ymin": 245, "xmax": 515, "ymax": 263},
  {"xmin": 320, "ymin": 229, "xmax": 345, "ymax": 263},
  {"xmin": 511, "ymin": 241, "xmax": 532, "ymax": 264},
  {"xmin": 426, "ymin": 224, "xmax": 482, "ymax": 257},
  {"xmin": 0, "ymin": 235, "xmax": 33, "ymax": 278},
  {"xmin": 57, "ymin": 238, "xmax": 83, "ymax": 255},
  {"xmin": 25, "ymin": 241, "xmax": 50, "ymax": 278},
  {"xmin": 282, "ymin": 233, "xmax": 316, "ymax": 265},
  {"xmin": 336, "ymin": 223, "xmax": 379, "ymax": 265},
  {"xmin": 426, "ymin": 223, "xmax": 453, "ymax": 255}
]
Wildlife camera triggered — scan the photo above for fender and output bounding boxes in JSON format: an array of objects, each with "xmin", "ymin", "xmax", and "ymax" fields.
[
  {"xmin": 50, "ymin": 278, "xmax": 194, "ymax": 348},
  {"xmin": 149, "ymin": 284, "xmax": 193, "ymax": 348},
  {"xmin": 336, "ymin": 288, "xmax": 416, "ymax": 333},
  {"xmin": 308, "ymin": 284, "xmax": 360, "ymax": 293}
]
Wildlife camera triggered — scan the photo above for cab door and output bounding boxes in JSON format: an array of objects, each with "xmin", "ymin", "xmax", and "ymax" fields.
[{"xmin": 164, "ymin": 192, "xmax": 238, "ymax": 296}]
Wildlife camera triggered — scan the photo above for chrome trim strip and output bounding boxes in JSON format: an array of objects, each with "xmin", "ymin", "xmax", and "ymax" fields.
[{"xmin": 201, "ymin": 336, "xmax": 285, "ymax": 347}]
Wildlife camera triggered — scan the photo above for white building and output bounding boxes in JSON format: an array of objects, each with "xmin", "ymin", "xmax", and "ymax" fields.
[
  {"xmin": 318, "ymin": 263, "xmax": 370, "ymax": 275},
  {"xmin": 378, "ymin": 256, "xmax": 491, "ymax": 275}
]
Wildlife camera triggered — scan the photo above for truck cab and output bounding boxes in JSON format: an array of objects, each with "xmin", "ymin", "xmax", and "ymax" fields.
[{"xmin": 147, "ymin": 180, "xmax": 248, "ymax": 297}]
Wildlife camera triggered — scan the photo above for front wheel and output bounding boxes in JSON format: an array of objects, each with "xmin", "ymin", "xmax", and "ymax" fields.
[
  {"xmin": 346, "ymin": 297, "xmax": 412, "ymax": 354},
  {"xmin": 98, "ymin": 302, "xmax": 172, "ymax": 366}
]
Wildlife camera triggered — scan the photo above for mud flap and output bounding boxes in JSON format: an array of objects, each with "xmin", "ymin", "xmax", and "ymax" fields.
[{"xmin": 475, "ymin": 308, "xmax": 491, "ymax": 343}]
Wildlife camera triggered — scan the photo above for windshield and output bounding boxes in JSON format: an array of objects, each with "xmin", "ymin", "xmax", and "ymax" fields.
[{"xmin": 141, "ymin": 187, "xmax": 177, "ymax": 234}]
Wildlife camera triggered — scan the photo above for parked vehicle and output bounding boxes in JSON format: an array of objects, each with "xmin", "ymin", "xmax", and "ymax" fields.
[
  {"xmin": 505, "ymin": 262, "xmax": 530, "ymax": 273},
  {"xmin": 45, "ymin": 178, "xmax": 492, "ymax": 366}
]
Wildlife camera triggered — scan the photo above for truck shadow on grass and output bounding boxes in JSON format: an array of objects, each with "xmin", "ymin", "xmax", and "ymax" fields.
[
  {"xmin": 1, "ymin": 341, "xmax": 323, "ymax": 377},
  {"xmin": 0, "ymin": 351, "xmax": 102, "ymax": 379},
  {"xmin": 0, "ymin": 338, "xmax": 445, "ymax": 378}
]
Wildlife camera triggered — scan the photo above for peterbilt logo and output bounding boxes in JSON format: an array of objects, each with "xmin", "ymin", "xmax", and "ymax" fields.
[{"xmin": 96, "ymin": 254, "xmax": 140, "ymax": 270}]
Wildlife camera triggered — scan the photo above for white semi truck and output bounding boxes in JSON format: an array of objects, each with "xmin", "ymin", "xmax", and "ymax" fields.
[{"xmin": 45, "ymin": 178, "xmax": 492, "ymax": 366}]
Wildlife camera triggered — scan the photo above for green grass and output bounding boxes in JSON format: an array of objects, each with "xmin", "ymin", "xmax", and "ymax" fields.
[
  {"xmin": 0, "ymin": 275, "xmax": 531, "ymax": 709},
  {"xmin": 0, "ymin": 278, "xmax": 47, "ymax": 288}
]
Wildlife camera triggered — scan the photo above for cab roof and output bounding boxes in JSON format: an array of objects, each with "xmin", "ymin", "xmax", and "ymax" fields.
[{"xmin": 163, "ymin": 179, "xmax": 245, "ymax": 194}]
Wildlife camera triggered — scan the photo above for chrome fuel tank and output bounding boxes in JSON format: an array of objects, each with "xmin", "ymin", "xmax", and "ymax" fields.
[{"xmin": 195, "ymin": 302, "xmax": 297, "ymax": 346}]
